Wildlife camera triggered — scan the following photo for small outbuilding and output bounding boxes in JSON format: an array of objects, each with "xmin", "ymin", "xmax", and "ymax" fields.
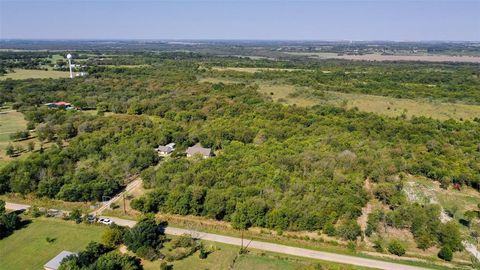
[
  {"xmin": 44, "ymin": 251, "xmax": 75, "ymax": 270},
  {"xmin": 186, "ymin": 143, "xmax": 212, "ymax": 158},
  {"xmin": 156, "ymin": 142, "xmax": 176, "ymax": 156}
]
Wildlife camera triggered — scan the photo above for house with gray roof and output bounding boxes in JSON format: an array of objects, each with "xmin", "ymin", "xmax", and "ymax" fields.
[
  {"xmin": 186, "ymin": 143, "xmax": 212, "ymax": 158},
  {"xmin": 156, "ymin": 142, "xmax": 175, "ymax": 156},
  {"xmin": 44, "ymin": 251, "xmax": 75, "ymax": 270}
]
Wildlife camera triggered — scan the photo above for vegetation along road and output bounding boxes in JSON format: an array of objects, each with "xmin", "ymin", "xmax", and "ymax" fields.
[{"xmin": 5, "ymin": 202, "xmax": 430, "ymax": 270}]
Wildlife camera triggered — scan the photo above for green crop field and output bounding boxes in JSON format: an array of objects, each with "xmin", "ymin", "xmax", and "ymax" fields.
[
  {"xmin": 0, "ymin": 69, "xmax": 69, "ymax": 80},
  {"xmin": 0, "ymin": 218, "xmax": 106, "ymax": 270}
]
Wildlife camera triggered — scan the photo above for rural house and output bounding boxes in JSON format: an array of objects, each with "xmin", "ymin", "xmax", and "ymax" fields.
[
  {"xmin": 44, "ymin": 251, "xmax": 75, "ymax": 270},
  {"xmin": 45, "ymin": 102, "xmax": 74, "ymax": 110},
  {"xmin": 156, "ymin": 142, "xmax": 176, "ymax": 156},
  {"xmin": 186, "ymin": 143, "xmax": 212, "ymax": 158}
]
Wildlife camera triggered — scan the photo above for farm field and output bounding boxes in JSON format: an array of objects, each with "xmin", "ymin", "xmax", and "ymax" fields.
[
  {"xmin": 284, "ymin": 52, "xmax": 480, "ymax": 63},
  {"xmin": 0, "ymin": 218, "xmax": 106, "ymax": 270},
  {"xmin": 0, "ymin": 68, "xmax": 70, "ymax": 80},
  {"xmin": 201, "ymin": 77, "xmax": 480, "ymax": 121}
]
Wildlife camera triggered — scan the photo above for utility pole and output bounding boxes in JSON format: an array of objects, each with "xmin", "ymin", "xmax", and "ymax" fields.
[
  {"xmin": 241, "ymin": 229, "xmax": 244, "ymax": 252},
  {"xmin": 123, "ymin": 193, "xmax": 127, "ymax": 215}
]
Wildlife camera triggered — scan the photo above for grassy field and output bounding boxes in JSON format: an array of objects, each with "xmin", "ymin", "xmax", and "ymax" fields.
[
  {"xmin": 200, "ymin": 77, "xmax": 480, "ymax": 121},
  {"xmin": 142, "ymin": 238, "xmax": 373, "ymax": 270},
  {"xmin": 210, "ymin": 67, "xmax": 309, "ymax": 73},
  {"xmin": 326, "ymin": 91, "xmax": 480, "ymax": 121},
  {"xmin": 284, "ymin": 52, "xmax": 480, "ymax": 63},
  {"xmin": 50, "ymin": 54, "xmax": 64, "ymax": 62},
  {"xmin": 0, "ymin": 69, "xmax": 70, "ymax": 80},
  {"xmin": 0, "ymin": 109, "xmax": 28, "ymax": 166},
  {"xmin": 0, "ymin": 193, "xmax": 93, "ymax": 212},
  {"xmin": 0, "ymin": 218, "xmax": 105, "ymax": 270},
  {"xmin": 284, "ymin": 52, "xmax": 339, "ymax": 59},
  {"xmin": 0, "ymin": 218, "xmax": 372, "ymax": 270}
]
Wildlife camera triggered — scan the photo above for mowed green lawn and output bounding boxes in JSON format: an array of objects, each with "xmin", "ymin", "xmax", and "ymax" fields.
[
  {"xmin": 0, "ymin": 69, "xmax": 69, "ymax": 80},
  {"xmin": 0, "ymin": 218, "xmax": 106, "ymax": 270}
]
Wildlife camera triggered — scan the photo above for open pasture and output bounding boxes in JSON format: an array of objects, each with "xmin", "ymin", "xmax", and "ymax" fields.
[
  {"xmin": 0, "ymin": 218, "xmax": 105, "ymax": 270},
  {"xmin": 211, "ymin": 67, "xmax": 309, "ymax": 73},
  {"xmin": 0, "ymin": 69, "xmax": 70, "ymax": 80},
  {"xmin": 202, "ymin": 77, "xmax": 480, "ymax": 121}
]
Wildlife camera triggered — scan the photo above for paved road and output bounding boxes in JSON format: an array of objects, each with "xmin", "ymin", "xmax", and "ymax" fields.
[
  {"xmin": 102, "ymin": 217, "xmax": 429, "ymax": 270},
  {"xmin": 5, "ymin": 202, "xmax": 31, "ymax": 211},
  {"xmin": 6, "ymin": 202, "xmax": 431, "ymax": 270}
]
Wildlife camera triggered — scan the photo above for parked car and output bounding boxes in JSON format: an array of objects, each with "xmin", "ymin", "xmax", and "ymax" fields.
[
  {"xmin": 87, "ymin": 214, "xmax": 96, "ymax": 223},
  {"xmin": 98, "ymin": 218, "xmax": 113, "ymax": 225}
]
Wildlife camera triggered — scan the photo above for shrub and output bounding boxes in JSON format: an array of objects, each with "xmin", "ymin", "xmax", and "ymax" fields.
[
  {"xmin": 323, "ymin": 222, "xmax": 336, "ymax": 236},
  {"xmin": 387, "ymin": 240, "xmax": 406, "ymax": 256},
  {"xmin": 29, "ymin": 205, "xmax": 43, "ymax": 217},
  {"xmin": 199, "ymin": 247, "xmax": 208, "ymax": 259},
  {"xmin": 373, "ymin": 239, "xmax": 384, "ymax": 253},
  {"xmin": 337, "ymin": 221, "xmax": 361, "ymax": 241},
  {"xmin": 68, "ymin": 208, "xmax": 82, "ymax": 224},
  {"xmin": 438, "ymin": 246, "xmax": 453, "ymax": 261},
  {"xmin": 101, "ymin": 225, "xmax": 125, "ymax": 247},
  {"xmin": 46, "ymin": 237, "xmax": 56, "ymax": 243},
  {"xmin": 347, "ymin": 241, "xmax": 356, "ymax": 252},
  {"xmin": 135, "ymin": 246, "xmax": 159, "ymax": 261},
  {"xmin": 160, "ymin": 262, "xmax": 173, "ymax": 270},
  {"xmin": 171, "ymin": 234, "xmax": 195, "ymax": 249},
  {"xmin": 165, "ymin": 247, "xmax": 194, "ymax": 262}
]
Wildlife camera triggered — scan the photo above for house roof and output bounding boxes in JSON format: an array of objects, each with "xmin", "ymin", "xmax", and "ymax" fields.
[
  {"xmin": 55, "ymin": 102, "xmax": 71, "ymax": 106},
  {"xmin": 186, "ymin": 143, "xmax": 211, "ymax": 157},
  {"xmin": 157, "ymin": 145, "xmax": 173, "ymax": 153},
  {"xmin": 44, "ymin": 251, "xmax": 75, "ymax": 270},
  {"xmin": 157, "ymin": 143, "xmax": 175, "ymax": 153}
]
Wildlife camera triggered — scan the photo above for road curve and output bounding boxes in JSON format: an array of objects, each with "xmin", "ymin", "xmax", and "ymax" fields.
[{"xmin": 5, "ymin": 203, "xmax": 431, "ymax": 270}]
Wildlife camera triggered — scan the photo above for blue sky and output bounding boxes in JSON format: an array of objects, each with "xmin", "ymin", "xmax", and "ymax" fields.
[{"xmin": 1, "ymin": 0, "xmax": 479, "ymax": 41}]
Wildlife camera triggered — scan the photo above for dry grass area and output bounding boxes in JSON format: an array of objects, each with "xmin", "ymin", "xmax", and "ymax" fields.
[
  {"xmin": 0, "ymin": 69, "xmax": 70, "ymax": 80},
  {"xmin": 284, "ymin": 52, "xmax": 339, "ymax": 59},
  {"xmin": 198, "ymin": 77, "xmax": 245, "ymax": 84},
  {"xmin": 255, "ymin": 82, "xmax": 480, "ymax": 121},
  {"xmin": 284, "ymin": 52, "xmax": 480, "ymax": 63},
  {"xmin": 327, "ymin": 91, "xmax": 480, "ymax": 121},
  {"xmin": 257, "ymin": 84, "xmax": 318, "ymax": 107},
  {"xmin": 210, "ymin": 67, "xmax": 310, "ymax": 73},
  {"xmin": 404, "ymin": 175, "xmax": 480, "ymax": 217},
  {"xmin": 200, "ymin": 77, "xmax": 480, "ymax": 121},
  {"xmin": 0, "ymin": 193, "xmax": 93, "ymax": 212}
]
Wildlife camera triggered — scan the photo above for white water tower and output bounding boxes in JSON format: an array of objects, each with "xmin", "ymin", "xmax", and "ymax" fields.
[{"xmin": 66, "ymin": 53, "xmax": 73, "ymax": 79}]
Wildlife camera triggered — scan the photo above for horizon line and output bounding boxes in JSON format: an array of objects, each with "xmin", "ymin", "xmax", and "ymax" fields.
[{"xmin": 1, "ymin": 38, "xmax": 480, "ymax": 43}]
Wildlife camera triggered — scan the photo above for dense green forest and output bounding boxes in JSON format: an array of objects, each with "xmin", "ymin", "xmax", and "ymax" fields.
[{"xmin": 0, "ymin": 53, "xmax": 479, "ymax": 255}]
